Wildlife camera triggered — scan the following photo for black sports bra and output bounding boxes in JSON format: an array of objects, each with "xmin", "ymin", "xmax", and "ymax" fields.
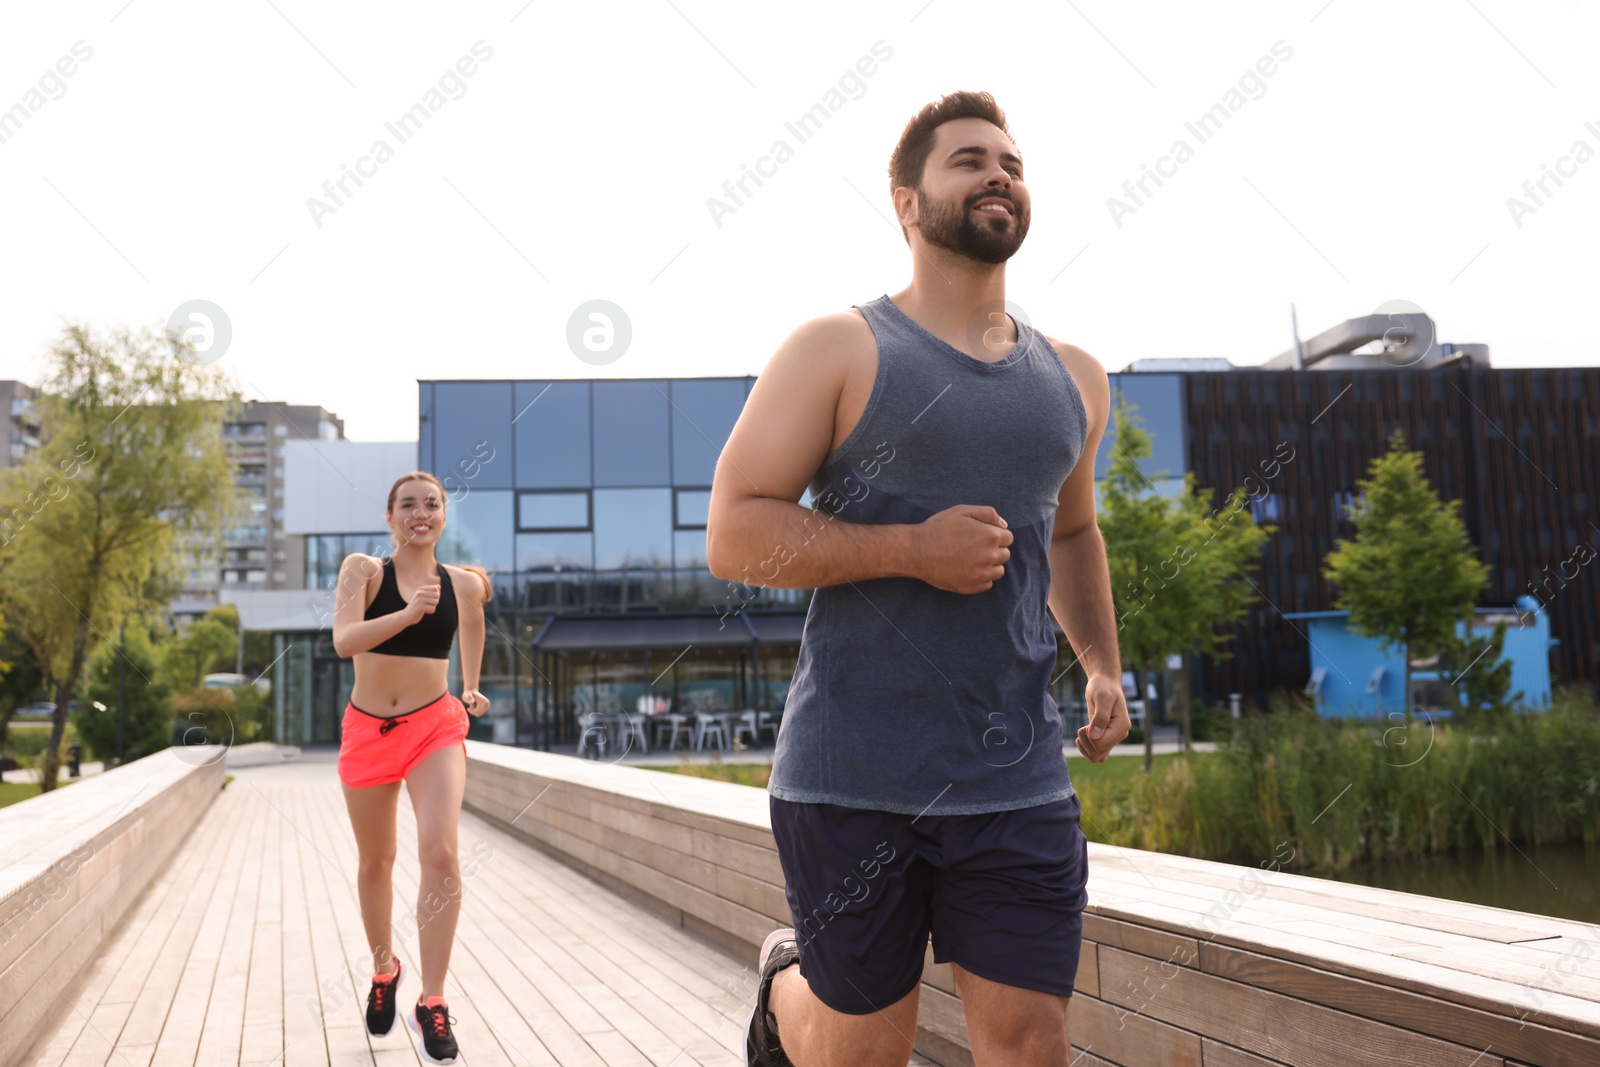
[{"xmin": 363, "ymin": 557, "xmax": 457, "ymax": 659}]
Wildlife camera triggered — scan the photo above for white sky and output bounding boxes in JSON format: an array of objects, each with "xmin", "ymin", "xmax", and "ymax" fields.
[{"xmin": 2, "ymin": 0, "xmax": 1596, "ymax": 442}]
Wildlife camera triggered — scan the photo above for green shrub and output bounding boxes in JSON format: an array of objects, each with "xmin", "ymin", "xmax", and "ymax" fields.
[
  {"xmin": 75, "ymin": 626, "xmax": 173, "ymax": 762},
  {"xmin": 1189, "ymin": 700, "xmax": 1229, "ymax": 743},
  {"xmin": 3, "ymin": 723, "xmax": 78, "ymax": 760},
  {"xmin": 232, "ymin": 684, "xmax": 271, "ymax": 745},
  {"xmin": 172, "ymin": 688, "xmax": 237, "ymax": 747},
  {"xmin": 1075, "ymin": 687, "xmax": 1600, "ymax": 872}
]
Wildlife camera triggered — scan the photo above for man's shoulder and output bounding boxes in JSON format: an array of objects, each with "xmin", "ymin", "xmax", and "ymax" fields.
[
  {"xmin": 786, "ymin": 308, "xmax": 876, "ymax": 356},
  {"xmin": 1041, "ymin": 335, "xmax": 1109, "ymax": 418},
  {"xmin": 764, "ymin": 309, "xmax": 877, "ymax": 388}
]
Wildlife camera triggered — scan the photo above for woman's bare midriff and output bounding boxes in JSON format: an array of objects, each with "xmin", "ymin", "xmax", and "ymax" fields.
[{"xmin": 350, "ymin": 651, "xmax": 451, "ymax": 716}]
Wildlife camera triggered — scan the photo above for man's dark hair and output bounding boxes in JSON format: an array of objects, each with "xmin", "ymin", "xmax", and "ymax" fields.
[{"xmin": 888, "ymin": 90, "xmax": 1017, "ymax": 241}]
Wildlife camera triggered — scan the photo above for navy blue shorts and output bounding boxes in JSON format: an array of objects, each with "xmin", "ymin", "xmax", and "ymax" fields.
[{"xmin": 768, "ymin": 793, "xmax": 1089, "ymax": 1015}]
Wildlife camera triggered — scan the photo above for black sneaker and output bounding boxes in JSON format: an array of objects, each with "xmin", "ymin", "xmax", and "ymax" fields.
[
  {"xmin": 364, "ymin": 955, "xmax": 403, "ymax": 1036},
  {"xmin": 745, "ymin": 928, "xmax": 799, "ymax": 1067},
  {"xmin": 409, "ymin": 996, "xmax": 460, "ymax": 1064}
]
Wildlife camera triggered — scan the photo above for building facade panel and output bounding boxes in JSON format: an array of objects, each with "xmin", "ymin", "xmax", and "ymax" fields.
[{"xmin": 1182, "ymin": 366, "xmax": 1598, "ymax": 707}]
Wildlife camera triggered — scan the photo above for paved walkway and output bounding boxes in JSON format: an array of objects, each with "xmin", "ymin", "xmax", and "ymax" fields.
[{"xmin": 19, "ymin": 750, "xmax": 937, "ymax": 1066}]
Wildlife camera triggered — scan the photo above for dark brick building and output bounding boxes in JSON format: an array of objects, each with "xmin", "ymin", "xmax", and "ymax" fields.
[{"xmin": 1153, "ymin": 320, "xmax": 1598, "ymax": 708}]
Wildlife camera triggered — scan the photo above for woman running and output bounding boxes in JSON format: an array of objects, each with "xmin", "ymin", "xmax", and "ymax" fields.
[{"xmin": 331, "ymin": 470, "xmax": 492, "ymax": 1065}]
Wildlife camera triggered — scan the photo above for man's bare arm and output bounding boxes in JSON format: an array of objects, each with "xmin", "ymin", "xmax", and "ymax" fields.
[
  {"xmin": 1045, "ymin": 338, "xmax": 1129, "ymax": 760},
  {"xmin": 707, "ymin": 315, "xmax": 1011, "ymax": 594}
]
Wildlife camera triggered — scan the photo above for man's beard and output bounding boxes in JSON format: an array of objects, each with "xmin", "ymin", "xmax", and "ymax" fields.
[{"xmin": 916, "ymin": 187, "xmax": 1029, "ymax": 264}]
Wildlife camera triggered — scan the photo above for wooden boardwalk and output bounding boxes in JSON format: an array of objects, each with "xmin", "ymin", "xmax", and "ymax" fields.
[{"xmin": 18, "ymin": 751, "xmax": 935, "ymax": 1067}]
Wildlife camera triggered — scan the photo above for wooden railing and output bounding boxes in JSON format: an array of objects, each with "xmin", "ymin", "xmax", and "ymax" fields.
[
  {"xmin": 0, "ymin": 748, "xmax": 227, "ymax": 1063},
  {"xmin": 462, "ymin": 742, "xmax": 1600, "ymax": 1067}
]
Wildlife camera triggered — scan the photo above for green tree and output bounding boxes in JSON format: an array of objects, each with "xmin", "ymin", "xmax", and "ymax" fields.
[
  {"xmin": 172, "ymin": 687, "xmax": 237, "ymax": 749},
  {"xmin": 1434, "ymin": 619, "xmax": 1520, "ymax": 720},
  {"xmin": 0, "ymin": 624, "xmax": 47, "ymax": 782},
  {"xmin": 0, "ymin": 322, "xmax": 240, "ymax": 791},
  {"xmin": 1322, "ymin": 429, "xmax": 1490, "ymax": 720},
  {"xmin": 74, "ymin": 619, "xmax": 173, "ymax": 762},
  {"xmin": 159, "ymin": 607, "xmax": 240, "ymax": 692},
  {"xmin": 1097, "ymin": 397, "xmax": 1274, "ymax": 771}
]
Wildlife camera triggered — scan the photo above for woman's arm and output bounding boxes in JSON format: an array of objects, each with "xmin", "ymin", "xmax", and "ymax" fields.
[
  {"xmin": 453, "ymin": 565, "xmax": 491, "ymax": 715},
  {"xmin": 331, "ymin": 554, "xmax": 422, "ymax": 658}
]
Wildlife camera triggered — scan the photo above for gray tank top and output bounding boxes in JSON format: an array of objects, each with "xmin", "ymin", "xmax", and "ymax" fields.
[{"xmin": 769, "ymin": 294, "xmax": 1091, "ymax": 816}]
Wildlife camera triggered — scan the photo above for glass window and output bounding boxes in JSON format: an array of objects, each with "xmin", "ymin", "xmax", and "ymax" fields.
[
  {"xmin": 274, "ymin": 424, "xmax": 288, "ymax": 437},
  {"xmin": 433, "ymin": 382, "xmax": 513, "ymax": 490},
  {"xmin": 513, "ymin": 380, "xmax": 591, "ymax": 488},
  {"xmin": 521, "ymin": 574, "xmax": 592, "ymax": 613},
  {"xmin": 516, "ymin": 532, "xmax": 594, "ymax": 573},
  {"xmin": 305, "ymin": 536, "xmax": 326, "ymax": 589},
  {"xmin": 593, "ymin": 488, "xmax": 672, "ymax": 569},
  {"xmin": 518, "ymin": 490, "xmax": 590, "ymax": 531},
  {"xmin": 1101, "ymin": 374, "xmax": 1186, "ymax": 480},
  {"xmin": 675, "ymin": 488, "xmax": 711, "ymax": 528},
  {"xmin": 671, "ymin": 379, "xmax": 747, "ymax": 485},
  {"xmin": 437, "ymin": 489, "xmax": 514, "ymax": 573},
  {"xmin": 1248, "ymin": 495, "xmax": 1280, "ymax": 524},
  {"xmin": 591, "ymin": 569, "xmax": 668, "ymax": 611},
  {"xmin": 593, "ymin": 381, "xmax": 670, "ymax": 486},
  {"xmin": 419, "ymin": 382, "xmax": 435, "ymax": 473},
  {"xmin": 674, "ymin": 529, "xmax": 708, "ymax": 570}
]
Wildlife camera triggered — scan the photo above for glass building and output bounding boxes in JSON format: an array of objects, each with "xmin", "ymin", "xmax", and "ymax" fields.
[
  {"xmin": 419, "ymin": 377, "xmax": 814, "ymax": 748},
  {"xmin": 256, "ymin": 372, "xmax": 1187, "ymax": 749}
]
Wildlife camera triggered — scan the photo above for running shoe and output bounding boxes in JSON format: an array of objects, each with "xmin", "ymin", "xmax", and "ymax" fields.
[
  {"xmin": 745, "ymin": 928, "xmax": 799, "ymax": 1067},
  {"xmin": 409, "ymin": 995, "xmax": 460, "ymax": 1064},
  {"xmin": 364, "ymin": 955, "xmax": 403, "ymax": 1036}
]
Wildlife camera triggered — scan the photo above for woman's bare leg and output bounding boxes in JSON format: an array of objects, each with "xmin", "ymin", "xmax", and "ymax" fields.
[
  {"xmin": 341, "ymin": 779, "xmax": 404, "ymax": 975},
  {"xmin": 404, "ymin": 744, "xmax": 467, "ymax": 999}
]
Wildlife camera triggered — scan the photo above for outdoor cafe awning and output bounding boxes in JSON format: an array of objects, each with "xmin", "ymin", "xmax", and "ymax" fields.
[{"xmin": 530, "ymin": 612, "xmax": 808, "ymax": 653}]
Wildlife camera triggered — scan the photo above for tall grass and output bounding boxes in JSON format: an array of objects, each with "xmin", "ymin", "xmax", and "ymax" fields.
[{"xmin": 1074, "ymin": 688, "xmax": 1600, "ymax": 871}]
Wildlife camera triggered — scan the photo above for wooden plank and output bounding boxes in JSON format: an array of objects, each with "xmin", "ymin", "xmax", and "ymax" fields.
[
  {"xmin": 915, "ymin": 980, "xmax": 970, "ymax": 1059},
  {"xmin": 1084, "ymin": 872, "xmax": 1600, "ymax": 1037},
  {"xmin": 278, "ymin": 780, "xmax": 335, "ymax": 1067},
  {"xmin": 1201, "ymin": 941, "xmax": 1600, "ymax": 1067},
  {"xmin": 1069, "ymin": 992, "xmax": 1202, "ymax": 1067},
  {"xmin": 26, "ymin": 769, "xmax": 243, "ymax": 1067},
  {"xmin": 1097, "ymin": 945, "xmax": 1505, "ymax": 1067},
  {"xmin": 192, "ymin": 781, "xmax": 266, "ymax": 1066},
  {"xmin": 237, "ymin": 775, "xmax": 290, "ymax": 1067},
  {"xmin": 1077, "ymin": 941, "xmax": 1101, "ymax": 1000},
  {"xmin": 485, "ymin": 804, "xmax": 755, "ymax": 1060},
  {"xmin": 148, "ymin": 785, "xmax": 258, "ymax": 1066},
  {"xmin": 1083, "ymin": 913, "xmax": 1200, "ymax": 970},
  {"xmin": 426, "ymin": 810, "xmax": 738, "ymax": 1065},
  {"xmin": 1200, "ymin": 1037, "xmax": 1294, "ymax": 1066},
  {"xmin": 18, "ymin": 780, "xmax": 234, "ymax": 1067},
  {"xmin": 1093, "ymin": 847, "xmax": 1589, "ymax": 946}
]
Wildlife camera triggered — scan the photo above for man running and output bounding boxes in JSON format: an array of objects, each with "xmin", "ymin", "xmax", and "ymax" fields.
[{"xmin": 707, "ymin": 90, "xmax": 1131, "ymax": 1067}]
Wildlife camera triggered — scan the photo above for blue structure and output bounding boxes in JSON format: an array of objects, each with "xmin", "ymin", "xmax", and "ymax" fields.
[{"xmin": 1284, "ymin": 597, "xmax": 1555, "ymax": 719}]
